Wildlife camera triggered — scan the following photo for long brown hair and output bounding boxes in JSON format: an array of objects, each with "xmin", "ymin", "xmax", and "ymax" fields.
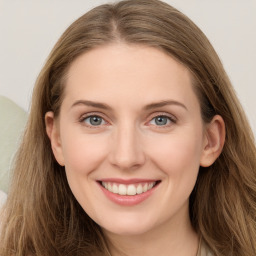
[{"xmin": 1, "ymin": 0, "xmax": 256, "ymax": 255}]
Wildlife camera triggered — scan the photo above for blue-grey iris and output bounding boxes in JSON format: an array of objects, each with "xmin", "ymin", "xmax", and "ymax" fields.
[{"xmin": 155, "ymin": 116, "xmax": 168, "ymax": 125}]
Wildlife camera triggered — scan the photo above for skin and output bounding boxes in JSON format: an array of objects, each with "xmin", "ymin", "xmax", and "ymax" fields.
[{"xmin": 46, "ymin": 43, "xmax": 225, "ymax": 256}]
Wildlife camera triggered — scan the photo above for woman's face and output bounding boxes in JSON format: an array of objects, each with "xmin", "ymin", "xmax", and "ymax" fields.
[{"xmin": 49, "ymin": 44, "xmax": 210, "ymax": 236}]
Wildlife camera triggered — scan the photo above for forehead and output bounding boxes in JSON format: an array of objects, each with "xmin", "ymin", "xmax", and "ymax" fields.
[{"xmin": 63, "ymin": 43, "xmax": 199, "ymax": 111}]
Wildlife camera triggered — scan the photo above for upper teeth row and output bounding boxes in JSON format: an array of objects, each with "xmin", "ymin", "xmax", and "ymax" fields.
[{"xmin": 102, "ymin": 182, "xmax": 156, "ymax": 196}]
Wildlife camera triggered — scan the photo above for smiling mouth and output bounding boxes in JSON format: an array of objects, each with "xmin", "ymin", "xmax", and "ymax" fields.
[{"xmin": 99, "ymin": 181, "xmax": 161, "ymax": 196}]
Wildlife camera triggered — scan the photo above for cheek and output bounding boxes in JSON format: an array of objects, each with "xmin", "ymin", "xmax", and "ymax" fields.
[
  {"xmin": 60, "ymin": 130, "xmax": 110, "ymax": 214},
  {"xmin": 146, "ymin": 128, "xmax": 204, "ymax": 178},
  {"xmin": 145, "ymin": 129, "xmax": 204, "ymax": 214},
  {"xmin": 61, "ymin": 130, "xmax": 110, "ymax": 175}
]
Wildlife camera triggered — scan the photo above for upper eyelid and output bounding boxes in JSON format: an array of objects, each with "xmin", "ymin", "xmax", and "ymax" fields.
[
  {"xmin": 145, "ymin": 113, "xmax": 177, "ymax": 128},
  {"xmin": 80, "ymin": 112, "xmax": 109, "ymax": 120},
  {"xmin": 79, "ymin": 112, "xmax": 111, "ymax": 127},
  {"xmin": 147, "ymin": 112, "xmax": 177, "ymax": 121}
]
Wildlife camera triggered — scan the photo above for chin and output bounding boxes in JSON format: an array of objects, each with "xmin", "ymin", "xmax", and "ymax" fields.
[
  {"xmin": 99, "ymin": 214, "xmax": 158, "ymax": 237},
  {"xmin": 104, "ymin": 225, "xmax": 152, "ymax": 237}
]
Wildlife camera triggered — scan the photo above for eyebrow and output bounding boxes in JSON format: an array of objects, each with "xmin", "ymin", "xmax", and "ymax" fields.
[
  {"xmin": 70, "ymin": 99, "xmax": 187, "ymax": 111},
  {"xmin": 143, "ymin": 100, "xmax": 188, "ymax": 111},
  {"xmin": 71, "ymin": 100, "xmax": 112, "ymax": 110}
]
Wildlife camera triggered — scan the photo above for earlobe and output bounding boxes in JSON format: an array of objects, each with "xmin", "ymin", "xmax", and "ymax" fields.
[
  {"xmin": 45, "ymin": 111, "xmax": 65, "ymax": 166},
  {"xmin": 200, "ymin": 115, "xmax": 225, "ymax": 167}
]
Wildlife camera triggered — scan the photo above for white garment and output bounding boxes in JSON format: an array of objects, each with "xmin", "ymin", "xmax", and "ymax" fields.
[
  {"xmin": 198, "ymin": 239, "xmax": 213, "ymax": 256},
  {"xmin": 0, "ymin": 190, "xmax": 7, "ymax": 209}
]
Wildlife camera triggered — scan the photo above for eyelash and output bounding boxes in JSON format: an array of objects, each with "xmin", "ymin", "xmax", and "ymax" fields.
[
  {"xmin": 79, "ymin": 112, "xmax": 109, "ymax": 128},
  {"xmin": 79, "ymin": 112, "xmax": 177, "ymax": 128},
  {"xmin": 148, "ymin": 114, "xmax": 176, "ymax": 128}
]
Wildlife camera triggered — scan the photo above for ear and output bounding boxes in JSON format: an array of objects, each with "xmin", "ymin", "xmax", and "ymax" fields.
[
  {"xmin": 45, "ymin": 111, "xmax": 65, "ymax": 166},
  {"xmin": 200, "ymin": 115, "xmax": 225, "ymax": 167}
]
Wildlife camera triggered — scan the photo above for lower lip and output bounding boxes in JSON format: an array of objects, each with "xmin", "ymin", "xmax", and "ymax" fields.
[{"xmin": 98, "ymin": 182, "xmax": 159, "ymax": 206}]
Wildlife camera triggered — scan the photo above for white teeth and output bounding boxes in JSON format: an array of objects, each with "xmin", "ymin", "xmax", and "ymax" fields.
[
  {"xmin": 102, "ymin": 182, "xmax": 107, "ymax": 189},
  {"xmin": 101, "ymin": 181, "xmax": 157, "ymax": 196},
  {"xmin": 127, "ymin": 184, "xmax": 136, "ymax": 195},
  {"xmin": 136, "ymin": 184, "xmax": 143, "ymax": 194},
  {"xmin": 119, "ymin": 184, "xmax": 127, "ymax": 195},
  {"xmin": 112, "ymin": 183, "xmax": 118, "ymax": 194},
  {"xmin": 148, "ymin": 183, "xmax": 154, "ymax": 189}
]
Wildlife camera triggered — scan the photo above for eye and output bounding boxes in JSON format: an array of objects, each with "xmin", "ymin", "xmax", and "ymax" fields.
[
  {"xmin": 149, "ymin": 115, "xmax": 174, "ymax": 126},
  {"xmin": 82, "ymin": 115, "xmax": 107, "ymax": 126}
]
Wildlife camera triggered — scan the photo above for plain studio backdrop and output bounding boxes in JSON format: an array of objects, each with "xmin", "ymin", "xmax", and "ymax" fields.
[{"xmin": 0, "ymin": 0, "xmax": 255, "ymax": 136}]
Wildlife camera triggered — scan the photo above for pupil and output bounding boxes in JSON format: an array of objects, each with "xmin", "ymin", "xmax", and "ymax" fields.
[
  {"xmin": 156, "ymin": 116, "xmax": 167, "ymax": 125},
  {"xmin": 91, "ymin": 116, "xmax": 102, "ymax": 125}
]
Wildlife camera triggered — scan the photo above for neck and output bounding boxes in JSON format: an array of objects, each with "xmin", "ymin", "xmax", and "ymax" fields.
[{"xmin": 103, "ymin": 208, "xmax": 199, "ymax": 256}]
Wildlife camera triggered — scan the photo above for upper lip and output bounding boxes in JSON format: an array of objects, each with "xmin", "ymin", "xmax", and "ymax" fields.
[{"xmin": 98, "ymin": 178, "xmax": 160, "ymax": 184}]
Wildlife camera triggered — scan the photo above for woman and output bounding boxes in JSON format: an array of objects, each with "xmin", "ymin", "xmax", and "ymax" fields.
[{"xmin": 1, "ymin": 0, "xmax": 256, "ymax": 255}]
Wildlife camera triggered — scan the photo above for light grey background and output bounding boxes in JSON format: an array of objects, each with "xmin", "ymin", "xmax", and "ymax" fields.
[{"xmin": 0, "ymin": 0, "xmax": 255, "ymax": 135}]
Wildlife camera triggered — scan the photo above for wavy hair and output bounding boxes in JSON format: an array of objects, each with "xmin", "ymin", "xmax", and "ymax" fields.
[{"xmin": 1, "ymin": 0, "xmax": 256, "ymax": 255}]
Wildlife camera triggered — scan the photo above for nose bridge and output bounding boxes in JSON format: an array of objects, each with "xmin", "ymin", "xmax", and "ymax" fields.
[{"xmin": 109, "ymin": 120, "xmax": 145, "ymax": 170}]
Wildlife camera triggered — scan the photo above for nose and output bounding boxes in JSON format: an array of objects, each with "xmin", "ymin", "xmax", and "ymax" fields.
[{"xmin": 108, "ymin": 123, "xmax": 146, "ymax": 171}]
